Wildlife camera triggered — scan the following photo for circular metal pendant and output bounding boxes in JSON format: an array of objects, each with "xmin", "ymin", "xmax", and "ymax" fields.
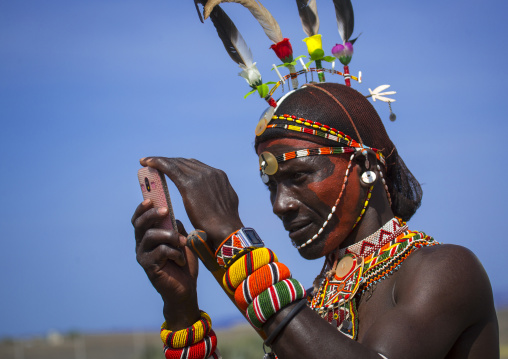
[
  {"xmin": 255, "ymin": 107, "xmax": 275, "ymax": 136},
  {"xmin": 259, "ymin": 151, "xmax": 278, "ymax": 175},
  {"xmin": 255, "ymin": 118, "xmax": 268, "ymax": 136},
  {"xmin": 335, "ymin": 256, "xmax": 355, "ymax": 279},
  {"xmin": 361, "ymin": 171, "xmax": 377, "ymax": 184}
]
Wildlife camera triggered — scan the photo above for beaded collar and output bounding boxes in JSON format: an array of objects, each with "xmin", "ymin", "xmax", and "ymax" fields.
[
  {"xmin": 337, "ymin": 217, "xmax": 407, "ymax": 258},
  {"xmin": 308, "ymin": 219, "xmax": 438, "ymax": 340}
]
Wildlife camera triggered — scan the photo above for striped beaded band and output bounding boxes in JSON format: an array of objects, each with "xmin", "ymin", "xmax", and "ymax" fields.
[
  {"xmin": 160, "ymin": 311, "xmax": 212, "ymax": 349},
  {"xmin": 268, "ymin": 114, "xmax": 356, "ymax": 145},
  {"xmin": 274, "ymin": 146, "xmax": 356, "ymax": 163},
  {"xmin": 235, "ymin": 262, "xmax": 292, "ymax": 312},
  {"xmin": 264, "ymin": 114, "xmax": 386, "ymax": 166},
  {"xmin": 246, "ymin": 278, "xmax": 307, "ymax": 330},
  {"xmin": 163, "ymin": 329, "xmax": 217, "ymax": 359},
  {"xmin": 215, "ymin": 231, "xmax": 254, "ymax": 268},
  {"xmin": 223, "ymin": 248, "xmax": 278, "ymax": 294},
  {"xmin": 268, "ymin": 123, "xmax": 353, "ymax": 146},
  {"xmin": 351, "ymin": 185, "xmax": 374, "ymax": 230}
]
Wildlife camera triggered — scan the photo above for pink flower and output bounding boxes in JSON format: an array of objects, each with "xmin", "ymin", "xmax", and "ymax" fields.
[{"xmin": 331, "ymin": 42, "xmax": 354, "ymax": 65}]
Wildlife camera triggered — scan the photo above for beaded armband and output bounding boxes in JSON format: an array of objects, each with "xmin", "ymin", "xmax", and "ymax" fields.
[
  {"xmin": 223, "ymin": 248, "xmax": 277, "ymax": 294},
  {"xmin": 235, "ymin": 262, "xmax": 292, "ymax": 311},
  {"xmin": 246, "ymin": 278, "xmax": 307, "ymax": 330},
  {"xmin": 215, "ymin": 228, "xmax": 264, "ymax": 268},
  {"xmin": 163, "ymin": 329, "xmax": 217, "ymax": 359},
  {"xmin": 160, "ymin": 311, "xmax": 212, "ymax": 349}
]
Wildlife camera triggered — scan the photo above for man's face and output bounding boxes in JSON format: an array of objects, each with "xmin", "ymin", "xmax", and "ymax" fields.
[{"xmin": 257, "ymin": 137, "xmax": 365, "ymax": 260}]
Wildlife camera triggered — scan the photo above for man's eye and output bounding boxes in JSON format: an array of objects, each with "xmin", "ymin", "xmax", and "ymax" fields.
[{"xmin": 292, "ymin": 172, "xmax": 307, "ymax": 181}]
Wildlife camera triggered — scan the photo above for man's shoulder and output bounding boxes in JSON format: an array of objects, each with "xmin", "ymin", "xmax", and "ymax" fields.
[
  {"xmin": 403, "ymin": 243, "xmax": 487, "ymax": 280},
  {"xmin": 405, "ymin": 243, "xmax": 484, "ymax": 273},
  {"xmin": 395, "ymin": 243, "xmax": 494, "ymax": 321}
]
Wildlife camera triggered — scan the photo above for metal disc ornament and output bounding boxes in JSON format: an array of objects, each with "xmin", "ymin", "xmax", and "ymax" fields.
[
  {"xmin": 255, "ymin": 118, "xmax": 268, "ymax": 136},
  {"xmin": 361, "ymin": 171, "xmax": 376, "ymax": 184},
  {"xmin": 256, "ymin": 106, "xmax": 275, "ymax": 136},
  {"xmin": 335, "ymin": 256, "xmax": 355, "ymax": 279},
  {"xmin": 259, "ymin": 152, "xmax": 278, "ymax": 176}
]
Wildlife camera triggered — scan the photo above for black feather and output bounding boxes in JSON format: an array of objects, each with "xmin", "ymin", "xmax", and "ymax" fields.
[
  {"xmin": 194, "ymin": 0, "xmax": 205, "ymax": 23},
  {"xmin": 333, "ymin": 0, "xmax": 354, "ymax": 43},
  {"xmin": 208, "ymin": 5, "xmax": 246, "ymax": 65},
  {"xmin": 296, "ymin": 0, "xmax": 319, "ymax": 37}
]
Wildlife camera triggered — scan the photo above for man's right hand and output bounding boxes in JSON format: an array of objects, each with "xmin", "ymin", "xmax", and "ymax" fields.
[{"xmin": 131, "ymin": 199, "xmax": 201, "ymax": 331}]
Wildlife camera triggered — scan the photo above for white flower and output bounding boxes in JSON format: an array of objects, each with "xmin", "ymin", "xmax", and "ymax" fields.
[{"xmin": 239, "ymin": 62, "xmax": 262, "ymax": 88}]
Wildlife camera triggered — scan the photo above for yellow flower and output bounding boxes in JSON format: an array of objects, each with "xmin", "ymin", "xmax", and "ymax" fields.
[{"xmin": 303, "ymin": 34, "xmax": 324, "ymax": 61}]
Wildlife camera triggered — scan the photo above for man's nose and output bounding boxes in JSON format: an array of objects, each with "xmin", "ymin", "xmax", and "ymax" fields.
[{"xmin": 272, "ymin": 185, "xmax": 299, "ymax": 218}]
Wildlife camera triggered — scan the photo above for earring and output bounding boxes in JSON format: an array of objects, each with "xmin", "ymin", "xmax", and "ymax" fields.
[
  {"xmin": 361, "ymin": 171, "xmax": 377, "ymax": 184},
  {"xmin": 361, "ymin": 148, "xmax": 370, "ymax": 170},
  {"xmin": 377, "ymin": 164, "xmax": 392, "ymax": 206}
]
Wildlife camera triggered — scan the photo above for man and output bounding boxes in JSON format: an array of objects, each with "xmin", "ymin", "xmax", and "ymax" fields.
[{"xmin": 132, "ymin": 83, "xmax": 499, "ymax": 358}]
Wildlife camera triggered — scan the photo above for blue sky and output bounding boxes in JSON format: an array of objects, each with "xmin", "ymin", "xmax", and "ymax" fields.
[{"xmin": 1, "ymin": 0, "xmax": 507, "ymax": 338}]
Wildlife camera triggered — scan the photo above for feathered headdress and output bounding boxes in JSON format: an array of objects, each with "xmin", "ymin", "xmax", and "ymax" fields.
[{"xmin": 194, "ymin": 0, "xmax": 397, "ymax": 119}]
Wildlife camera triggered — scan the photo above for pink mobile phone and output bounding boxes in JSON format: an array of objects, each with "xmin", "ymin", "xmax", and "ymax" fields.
[{"xmin": 137, "ymin": 167, "xmax": 177, "ymax": 230}]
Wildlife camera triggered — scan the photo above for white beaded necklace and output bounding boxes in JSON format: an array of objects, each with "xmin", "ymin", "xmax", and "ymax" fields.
[{"xmin": 292, "ymin": 153, "xmax": 355, "ymax": 249}]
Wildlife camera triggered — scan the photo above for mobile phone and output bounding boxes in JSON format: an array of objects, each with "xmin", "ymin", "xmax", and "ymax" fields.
[{"xmin": 137, "ymin": 167, "xmax": 177, "ymax": 230}]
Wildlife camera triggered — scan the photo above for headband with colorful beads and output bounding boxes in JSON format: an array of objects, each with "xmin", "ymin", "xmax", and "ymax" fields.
[{"xmin": 256, "ymin": 112, "xmax": 387, "ymax": 182}]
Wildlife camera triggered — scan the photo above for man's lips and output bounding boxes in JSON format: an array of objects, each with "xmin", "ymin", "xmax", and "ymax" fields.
[{"xmin": 286, "ymin": 220, "xmax": 314, "ymax": 242}]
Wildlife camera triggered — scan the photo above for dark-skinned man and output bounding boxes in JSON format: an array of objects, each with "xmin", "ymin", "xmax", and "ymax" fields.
[{"xmin": 132, "ymin": 83, "xmax": 499, "ymax": 358}]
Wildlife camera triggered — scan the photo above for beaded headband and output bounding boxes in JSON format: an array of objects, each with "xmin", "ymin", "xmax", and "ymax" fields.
[
  {"xmin": 258, "ymin": 145, "xmax": 384, "ymax": 180},
  {"xmin": 257, "ymin": 110, "xmax": 387, "ymax": 181},
  {"xmin": 195, "ymin": 0, "xmax": 397, "ymax": 121}
]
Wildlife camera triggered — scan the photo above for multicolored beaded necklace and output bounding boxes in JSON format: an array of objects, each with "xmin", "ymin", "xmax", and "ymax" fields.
[{"xmin": 308, "ymin": 217, "xmax": 439, "ymax": 340}]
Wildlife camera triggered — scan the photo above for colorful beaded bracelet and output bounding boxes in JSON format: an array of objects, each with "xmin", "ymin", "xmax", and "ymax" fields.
[
  {"xmin": 215, "ymin": 231, "xmax": 254, "ymax": 268},
  {"xmin": 235, "ymin": 262, "xmax": 292, "ymax": 312},
  {"xmin": 163, "ymin": 329, "xmax": 217, "ymax": 359},
  {"xmin": 246, "ymin": 278, "xmax": 307, "ymax": 330},
  {"xmin": 223, "ymin": 248, "xmax": 278, "ymax": 294},
  {"xmin": 160, "ymin": 311, "xmax": 212, "ymax": 349}
]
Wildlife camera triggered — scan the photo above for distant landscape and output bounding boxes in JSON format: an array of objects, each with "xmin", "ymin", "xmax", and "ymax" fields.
[{"xmin": 1, "ymin": 308, "xmax": 507, "ymax": 359}]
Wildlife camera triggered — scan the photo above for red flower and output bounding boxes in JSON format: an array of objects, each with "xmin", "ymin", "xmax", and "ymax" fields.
[{"xmin": 270, "ymin": 38, "xmax": 294, "ymax": 63}]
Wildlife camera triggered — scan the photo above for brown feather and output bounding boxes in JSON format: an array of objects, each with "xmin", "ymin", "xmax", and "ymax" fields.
[{"xmin": 204, "ymin": 0, "xmax": 283, "ymax": 44}]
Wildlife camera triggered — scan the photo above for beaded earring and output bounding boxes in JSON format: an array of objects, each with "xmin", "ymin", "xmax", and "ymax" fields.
[
  {"xmin": 352, "ymin": 185, "xmax": 374, "ymax": 229},
  {"xmin": 376, "ymin": 164, "xmax": 392, "ymax": 206}
]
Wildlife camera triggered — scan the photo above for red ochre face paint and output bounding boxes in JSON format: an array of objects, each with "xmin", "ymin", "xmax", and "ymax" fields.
[{"xmin": 257, "ymin": 138, "xmax": 366, "ymax": 259}]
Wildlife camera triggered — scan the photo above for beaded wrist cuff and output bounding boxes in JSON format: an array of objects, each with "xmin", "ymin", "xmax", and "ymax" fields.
[
  {"xmin": 160, "ymin": 311, "xmax": 212, "ymax": 349},
  {"xmin": 215, "ymin": 229, "xmax": 264, "ymax": 268},
  {"xmin": 163, "ymin": 329, "xmax": 217, "ymax": 359},
  {"xmin": 215, "ymin": 230, "xmax": 254, "ymax": 268},
  {"xmin": 235, "ymin": 262, "xmax": 292, "ymax": 312},
  {"xmin": 246, "ymin": 278, "xmax": 306, "ymax": 330},
  {"xmin": 223, "ymin": 248, "xmax": 278, "ymax": 294}
]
